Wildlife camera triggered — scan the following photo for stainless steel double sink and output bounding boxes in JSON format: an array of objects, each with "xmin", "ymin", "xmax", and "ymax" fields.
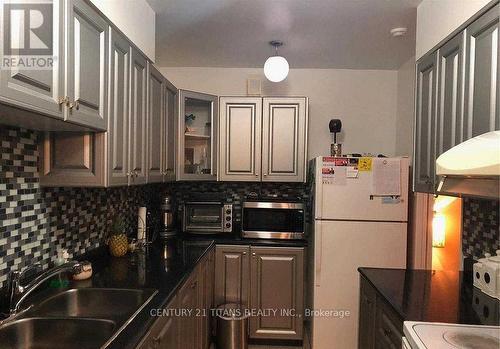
[{"xmin": 0, "ymin": 288, "xmax": 157, "ymax": 349}]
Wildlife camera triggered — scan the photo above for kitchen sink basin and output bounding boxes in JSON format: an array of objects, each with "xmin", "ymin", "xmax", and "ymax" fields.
[
  {"xmin": 30, "ymin": 288, "xmax": 156, "ymax": 323},
  {"xmin": 0, "ymin": 317, "xmax": 116, "ymax": 349}
]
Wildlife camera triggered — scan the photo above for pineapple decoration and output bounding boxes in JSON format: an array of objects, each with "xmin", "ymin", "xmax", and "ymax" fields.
[{"xmin": 108, "ymin": 216, "xmax": 128, "ymax": 257}]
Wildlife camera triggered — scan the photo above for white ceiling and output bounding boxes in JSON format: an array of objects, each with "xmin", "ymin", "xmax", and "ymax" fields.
[{"xmin": 148, "ymin": 0, "xmax": 420, "ymax": 70}]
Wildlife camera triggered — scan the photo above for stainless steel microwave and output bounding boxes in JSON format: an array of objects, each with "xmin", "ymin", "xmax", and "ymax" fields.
[
  {"xmin": 242, "ymin": 201, "xmax": 305, "ymax": 240},
  {"xmin": 182, "ymin": 201, "xmax": 233, "ymax": 234}
]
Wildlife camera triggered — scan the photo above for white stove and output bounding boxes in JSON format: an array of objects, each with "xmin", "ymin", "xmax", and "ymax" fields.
[{"xmin": 403, "ymin": 322, "xmax": 500, "ymax": 349}]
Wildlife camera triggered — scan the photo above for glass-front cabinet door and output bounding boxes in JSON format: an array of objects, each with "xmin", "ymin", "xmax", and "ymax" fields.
[{"xmin": 177, "ymin": 90, "xmax": 218, "ymax": 180}]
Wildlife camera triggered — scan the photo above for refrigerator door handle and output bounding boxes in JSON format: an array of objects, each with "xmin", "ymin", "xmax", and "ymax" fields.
[{"xmin": 315, "ymin": 223, "xmax": 322, "ymax": 286}]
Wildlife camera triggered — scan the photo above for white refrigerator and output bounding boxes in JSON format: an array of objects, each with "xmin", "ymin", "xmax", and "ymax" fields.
[{"xmin": 308, "ymin": 156, "xmax": 408, "ymax": 349}]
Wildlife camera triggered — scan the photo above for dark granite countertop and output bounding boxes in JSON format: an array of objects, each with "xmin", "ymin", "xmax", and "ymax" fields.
[
  {"xmin": 80, "ymin": 234, "xmax": 307, "ymax": 348},
  {"xmin": 80, "ymin": 238, "xmax": 214, "ymax": 349},
  {"xmin": 358, "ymin": 268, "xmax": 500, "ymax": 326}
]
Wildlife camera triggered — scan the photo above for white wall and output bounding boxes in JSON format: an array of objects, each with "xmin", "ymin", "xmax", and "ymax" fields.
[
  {"xmin": 161, "ymin": 67, "xmax": 400, "ymax": 159},
  {"xmin": 89, "ymin": 0, "xmax": 155, "ymax": 61},
  {"xmin": 395, "ymin": 57, "xmax": 416, "ymax": 158},
  {"xmin": 416, "ymin": 0, "xmax": 493, "ymax": 59}
]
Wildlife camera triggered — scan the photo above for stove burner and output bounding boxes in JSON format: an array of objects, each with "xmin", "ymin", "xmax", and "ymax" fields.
[{"xmin": 443, "ymin": 330, "xmax": 500, "ymax": 349}]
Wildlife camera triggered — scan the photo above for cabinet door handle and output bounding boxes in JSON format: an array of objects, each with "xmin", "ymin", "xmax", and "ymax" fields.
[
  {"xmin": 58, "ymin": 96, "xmax": 69, "ymax": 105},
  {"xmin": 152, "ymin": 335, "xmax": 161, "ymax": 348},
  {"xmin": 242, "ymin": 252, "xmax": 247, "ymax": 255},
  {"xmin": 68, "ymin": 100, "xmax": 79, "ymax": 110},
  {"xmin": 252, "ymin": 252, "xmax": 256, "ymax": 256}
]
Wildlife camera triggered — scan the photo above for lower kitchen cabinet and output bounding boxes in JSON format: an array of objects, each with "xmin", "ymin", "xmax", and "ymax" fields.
[
  {"xmin": 178, "ymin": 270, "xmax": 199, "ymax": 348},
  {"xmin": 137, "ymin": 249, "xmax": 214, "ymax": 349},
  {"xmin": 214, "ymin": 245, "xmax": 250, "ymax": 307},
  {"xmin": 359, "ymin": 276, "xmax": 377, "ymax": 349},
  {"xmin": 199, "ymin": 249, "xmax": 215, "ymax": 348},
  {"xmin": 137, "ymin": 296, "xmax": 179, "ymax": 349},
  {"xmin": 249, "ymin": 247, "xmax": 304, "ymax": 340},
  {"xmin": 214, "ymin": 244, "xmax": 305, "ymax": 341},
  {"xmin": 358, "ymin": 275, "xmax": 403, "ymax": 349}
]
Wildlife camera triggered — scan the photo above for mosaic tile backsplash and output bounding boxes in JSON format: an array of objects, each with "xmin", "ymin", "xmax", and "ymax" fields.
[
  {"xmin": 462, "ymin": 197, "xmax": 500, "ymax": 260},
  {"xmin": 0, "ymin": 126, "xmax": 159, "ymax": 287}
]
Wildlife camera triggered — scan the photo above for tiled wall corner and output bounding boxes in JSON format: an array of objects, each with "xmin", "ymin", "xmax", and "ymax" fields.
[
  {"xmin": 0, "ymin": 126, "xmax": 160, "ymax": 287},
  {"xmin": 462, "ymin": 197, "xmax": 500, "ymax": 259}
]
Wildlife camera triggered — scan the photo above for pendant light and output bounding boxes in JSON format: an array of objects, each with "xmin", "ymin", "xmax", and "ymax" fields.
[{"xmin": 264, "ymin": 40, "xmax": 289, "ymax": 82}]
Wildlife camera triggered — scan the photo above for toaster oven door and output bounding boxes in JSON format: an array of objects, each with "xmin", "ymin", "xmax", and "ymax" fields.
[{"xmin": 183, "ymin": 203, "xmax": 224, "ymax": 233}]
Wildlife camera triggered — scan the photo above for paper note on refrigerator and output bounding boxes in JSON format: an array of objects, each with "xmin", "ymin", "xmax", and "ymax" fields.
[{"xmin": 372, "ymin": 158, "xmax": 401, "ymax": 196}]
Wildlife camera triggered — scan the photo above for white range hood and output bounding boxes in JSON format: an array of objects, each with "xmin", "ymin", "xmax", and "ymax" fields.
[{"xmin": 436, "ymin": 131, "xmax": 500, "ymax": 199}]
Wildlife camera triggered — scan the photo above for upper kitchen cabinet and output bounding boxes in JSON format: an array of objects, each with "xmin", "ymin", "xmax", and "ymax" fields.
[
  {"xmin": 0, "ymin": 1, "xmax": 65, "ymax": 121},
  {"xmin": 147, "ymin": 64, "xmax": 178, "ymax": 183},
  {"xmin": 177, "ymin": 90, "xmax": 218, "ymax": 181},
  {"xmin": 463, "ymin": 3, "xmax": 499, "ymax": 139},
  {"xmin": 219, "ymin": 96, "xmax": 308, "ymax": 182},
  {"xmin": 414, "ymin": 52, "xmax": 438, "ymax": 193},
  {"xmin": 107, "ymin": 28, "xmax": 130, "ymax": 187},
  {"xmin": 413, "ymin": 3, "xmax": 499, "ymax": 194},
  {"xmin": 436, "ymin": 32, "xmax": 465, "ymax": 157},
  {"xmin": 219, "ymin": 97, "xmax": 262, "ymax": 182},
  {"xmin": 262, "ymin": 97, "xmax": 308, "ymax": 182},
  {"xmin": 0, "ymin": 0, "xmax": 108, "ymax": 131},
  {"xmin": 65, "ymin": 0, "xmax": 108, "ymax": 130},
  {"xmin": 147, "ymin": 64, "xmax": 165, "ymax": 183},
  {"xmin": 164, "ymin": 82, "xmax": 178, "ymax": 182},
  {"xmin": 40, "ymin": 29, "xmax": 179, "ymax": 187},
  {"xmin": 128, "ymin": 48, "xmax": 148, "ymax": 185}
]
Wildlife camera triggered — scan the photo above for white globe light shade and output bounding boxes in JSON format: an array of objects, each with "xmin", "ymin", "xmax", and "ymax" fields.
[{"xmin": 264, "ymin": 56, "xmax": 289, "ymax": 82}]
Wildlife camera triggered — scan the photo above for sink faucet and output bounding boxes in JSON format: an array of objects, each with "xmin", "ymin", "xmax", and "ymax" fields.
[{"xmin": 6, "ymin": 261, "xmax": 84, "ymax": 315}]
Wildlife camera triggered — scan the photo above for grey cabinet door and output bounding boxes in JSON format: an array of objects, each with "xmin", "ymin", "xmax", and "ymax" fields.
[
  {"xmin": 137, "ymin": 296, "xmax": 179, "ymax": 349},
  {"xmin": 249, "ymin": 246, "xmax": 304, "ymax": 340},
  {"xmin": 219, "ymin": 97, "xmax": 262, "ymax": 182},
  {"xmin": 147, "ymin": 64, "xmax": 165, "ymax": 183},
  {"xmin": 107, "ymin": 29, "xmax": 130, "ymax": 186},
  {"xmin": 463, "ymin": 3, "xmax": 499, "ymax": 139},
  {"xmin": 178, "ymin": 272, "xmax": 199, "ymax": 349},
  {"xmin": 129, "ymin": 48, "xmax": 148, "ymax": 185},
  {"xmin": 437, "ymin": 33, "xmax": 465, "ymax": 158},
  {"xmin": 164, "ymin": 81, "xmax": 178, "ymax": 182},
  {"xmin": 65, "ymin": 0, "xmax": 108, "ymax": 130},
  {"xmin": 39, "ymin": 131, "xmax": 105, "ymax": 187},
  {"xmin": 262, "ymin": 97, "xmax": 308, "ymax": 182},
  {"xmin": 214, "ymin": 245, "xmax": 250, "ymax": 307},
  {"xmin": 358, "ymin": 276, "xmax": 377, "ymax": 349},
  {"xmin": 0, "ymin": 1, "xmax": 65, "ymax": 119},
  {"xmin": 414, "ymin": 52, "xmax": 438, "ymax": 193}
]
